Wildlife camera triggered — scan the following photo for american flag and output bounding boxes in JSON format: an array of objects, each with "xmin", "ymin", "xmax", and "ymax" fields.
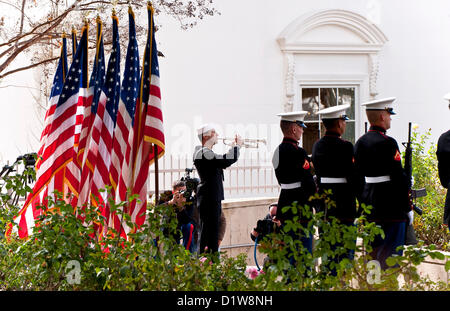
[
  {"xmin": 8, "ymin": 25, "xmax": 89, "ymax": 238},
  {"xmin": 128, "ymin": 3, "xmax": 165, "ymax": 229},
  {"xmin": 36, "ymin": 34, "xmax": 68, "ymax": 171},
  {"xmin": 111, "ymin": 8, "xmax": 140, "ymax": 237},
  {"xmin": 61, "ymin": 26, "xmax": 81, "ymax": 206},
  {"xmin": 21, "ymin": 34, "xmax": 68, "ymax": 238},
  {"xmin": 76, "ymin": 18, "xmax": 106, "ymax": 212},
  {"xmin": 89, "ymin": 14, "xmax": 121, "ymax": 237}
]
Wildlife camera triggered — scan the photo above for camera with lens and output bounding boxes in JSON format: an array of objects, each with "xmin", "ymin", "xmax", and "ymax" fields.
[
  {"xmin": 180, "ymin": 168, "xmax": 200, "ymax": 204},
  {"xmin": 255, "ymin": 218, "xmax": 275, "ymax": 239}
]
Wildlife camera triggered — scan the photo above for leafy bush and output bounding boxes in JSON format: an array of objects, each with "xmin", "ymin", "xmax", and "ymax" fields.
[
  {"xmin": 408, "ymin": 128, "xmax": 449, "ymax": 251},
  {"xmin": 0, "ymin": 157, "xmax": 449, "ymax": 291},
  {"xmin": 253, "ymin": 195, "xmax": 449, "ymax": 291}
]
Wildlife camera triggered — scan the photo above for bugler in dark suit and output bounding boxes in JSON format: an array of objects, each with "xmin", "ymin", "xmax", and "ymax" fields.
[
  {"xmin": 354, "ymin": 97, "xmax": 411, "ymax": 270},
  {"xmin": 437, "ymin": 94, "xmax": 450, "ymax": 226},
  {"xmin": 193, "ymin": 124, "xmax": 242, "ymax": 255}
]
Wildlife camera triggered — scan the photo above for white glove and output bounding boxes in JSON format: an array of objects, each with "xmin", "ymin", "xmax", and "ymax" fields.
[{"xmin": 407, "ymin": 210, "xmax": 414, "ymax": 226}]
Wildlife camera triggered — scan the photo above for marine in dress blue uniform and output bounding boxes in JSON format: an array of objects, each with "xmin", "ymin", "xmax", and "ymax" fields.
[
  {"xmin": 272, "ymin": 111, "xmax": 317, "ymax": 257},
  {"xmin": 437, "ymin": 94, "xmax": 450, "ymax": 226},
  {"xmin": 312, "ymin": 104, "xmax": 357, "ymax": 275},
  {"xmin": 354, "ymin": 98, "xmax": 412, "ymax": 270}
]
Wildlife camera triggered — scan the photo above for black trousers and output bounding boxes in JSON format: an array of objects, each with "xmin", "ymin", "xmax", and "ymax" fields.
[{"xmin": 199, "ymin": 199, "xmax": 221, "ymax": 254}]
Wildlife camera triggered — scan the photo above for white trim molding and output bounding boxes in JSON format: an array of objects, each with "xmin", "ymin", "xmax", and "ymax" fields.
[
  {"xmin": 368, "ymin": 53, "xmax": 380, "ymax": 98},
  {"xmin": 277, "ymin": 9, "xmax": 388, "ymax": 111},
  {"xmin": 277, "ymin": 9, "xmax": 388, "ymax": 53},
  {"xmin": 284, "ymin": 53, "xmax": 296, "ymax": 112}
]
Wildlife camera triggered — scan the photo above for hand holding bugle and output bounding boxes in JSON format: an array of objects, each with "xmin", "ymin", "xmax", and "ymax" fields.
[{"xmin": 218, "ymin": 136, "xmax": 267, "ymax": 148}]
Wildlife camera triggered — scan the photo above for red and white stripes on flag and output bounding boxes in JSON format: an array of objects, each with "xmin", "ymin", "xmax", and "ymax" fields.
[
  {"xmin": 127, "ymin": 3, "xmax": 165, "ymax": 230},
  {"xmin": 8, "ymin": 25, "xmax": 89, "ymax": 238},
  {"xmin": 110, "ymin": 8, "xmax": 140, "ymax": 237},
  {"xmin": 90, "ymin": 13, "xmax": 122, "ymax": 238},
  {"xmin": 76, "ymin": 17, "xmax": 107, "ymax": 215},
  {"xmin": 8, "ymin": 5, "xmax": 165, "ymax": 240}
]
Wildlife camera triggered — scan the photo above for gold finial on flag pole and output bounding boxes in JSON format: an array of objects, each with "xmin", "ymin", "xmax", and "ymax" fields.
[
  {"xmin": 81, "ymin": 9, "xmax": 90, "ymax": 26},
  {"xmin": 111, "ymin": 0, "xmax": 119, "ymax": 11},
  {"xmin": 127, "ymin": 0, "xmax": 134, "ymax": 15}
]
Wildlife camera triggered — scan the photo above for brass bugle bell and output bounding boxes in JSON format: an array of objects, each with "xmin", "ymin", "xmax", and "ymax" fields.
[{"xmin": 218, "ymin": 137, "xmax": 267, "ymax": 148}]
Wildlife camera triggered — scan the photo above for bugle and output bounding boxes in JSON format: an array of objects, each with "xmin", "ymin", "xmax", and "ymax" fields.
[{"xmin": 218, "ymin": 137, "xmax": 267, "ymax": 148}]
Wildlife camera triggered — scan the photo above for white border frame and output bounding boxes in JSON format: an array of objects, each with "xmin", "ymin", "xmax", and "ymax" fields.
[{"xmin": 299, "ymin": 79, "xmax": 362, "ymax": 140}]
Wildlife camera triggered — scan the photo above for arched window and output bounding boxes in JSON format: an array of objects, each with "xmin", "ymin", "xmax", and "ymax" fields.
[{"xmin": 277, "ymin": 9, "xmax": 388, "ymax": 153}]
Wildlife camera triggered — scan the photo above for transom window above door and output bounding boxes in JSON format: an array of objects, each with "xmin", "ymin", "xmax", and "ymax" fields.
[{"xmin": 301, "ymin": 87, "xmax": 356, "ymax": 154}]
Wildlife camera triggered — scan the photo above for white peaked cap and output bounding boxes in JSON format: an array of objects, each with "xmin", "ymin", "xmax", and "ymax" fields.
[
  {"xmin": 277, "ymin": 111, "xmax": 308, "ymax": 122},
  {"xmin": 277, "ymin": 111, "xmax": 308, "ymax": 128},
  {"xmin": 197, "ymin": 123, "xmax": 215, "ymax": 135},
  {"xmin": 443, "ymin": 92, "xmax": 450, "ymax": 102},
  {"xmin": 361, "ymin": 97, "xmax": 396, "ymax": 114},
  {"xmin": 316, "ymin": 104, "xmax": 350, "ymax": 119}
]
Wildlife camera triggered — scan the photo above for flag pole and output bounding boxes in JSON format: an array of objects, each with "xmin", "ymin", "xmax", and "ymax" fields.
[{"xmin": 153, "ymin": 144, "xmax": 159, "ymax": 204}]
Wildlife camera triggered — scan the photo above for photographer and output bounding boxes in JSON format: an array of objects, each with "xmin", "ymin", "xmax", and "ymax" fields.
[
  {"xmin": 250, "ymin": 203, "xmax": 280, "ymax": 269},
  {"xmin": 162, "ymin": 180, "xmax": 197, "ymax": 253},
  {"xmin": 250, "ymin": 203, "xmax": 281, "ymax": 242}
]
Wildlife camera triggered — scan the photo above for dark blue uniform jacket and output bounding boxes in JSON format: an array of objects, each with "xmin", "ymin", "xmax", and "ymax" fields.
[
  {"xmin": 437, "ymin": 130, "xmax": 450, "ymax": 225},
  {"xmin": 193, "ymin": 145, "xmax": 240, "ymax": 205},
  {"xmin": 272, "ymin": 138, "xmax": 316, "ymax": 223},
  {"xmin": 354, "ymin": 126, "xmax": 410, "ymax": 222},
  {"xmin": 312, "ymin": 131, "xmax": 357, "ymax": 222}
]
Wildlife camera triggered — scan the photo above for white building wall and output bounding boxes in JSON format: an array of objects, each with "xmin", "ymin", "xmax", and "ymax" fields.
[
  {"xmin": 155, "ymin": 0, "xmax": 450, "ymax": 160},
  {"xmin": 1, "ymin": 0, "xmax": 449, "ymax": 193}
]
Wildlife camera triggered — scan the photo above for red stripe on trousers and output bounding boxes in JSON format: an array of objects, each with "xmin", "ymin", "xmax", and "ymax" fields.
[{"xmin": 186, "ymin": 223, "xmax": 194, "ymax": 251}]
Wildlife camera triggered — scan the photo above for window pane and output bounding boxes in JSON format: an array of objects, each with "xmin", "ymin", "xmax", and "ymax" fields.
[
  {"xmin": 338, "ymin": 87, "xmax": 355, "ymax": 120},
  {"xmin": 303, "ymin": 122, "xmax": 320, "ymax": 155},
  {"xmin": 341, "ymin": 121, "xmax": 355, "ymax": 144},
  {"xmin": 301, "ymin": 86, "xmax": 356, "ymax": 150},
  {"xmin": 320, "ymin": 88, "xmax": 338, "ymax": 109},
  {"xmin": 302, "ymin": 88, "xmax": 319, "ymax": 121}
]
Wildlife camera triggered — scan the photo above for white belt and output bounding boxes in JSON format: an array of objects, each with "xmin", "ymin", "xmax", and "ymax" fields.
[
  {"xmin": 365, "ymin": 176, "xmax": 391, "ymax": 183},
  {"xmin": 320, "ymin": 177, "xmax": 347, "ymax": 184},
  {"xmin": 280, "ymin": 182, "xmax": 302, "ymax": 190}
]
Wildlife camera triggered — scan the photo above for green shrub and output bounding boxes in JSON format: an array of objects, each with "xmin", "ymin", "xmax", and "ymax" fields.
[
  {"xmin": 408, "ymin": 128, "xmax": 449, "ymax": 251},
  {"xmin": 253, "ymin": 194, "xmax": 449, "ymax": 291},
  {"xmin": 0, "ymin": 155, "xmax": 449, "ymax": 291}
]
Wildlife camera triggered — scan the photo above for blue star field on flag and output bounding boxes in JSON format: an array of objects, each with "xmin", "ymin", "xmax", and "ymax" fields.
[
  {"xmin": 140, "ymin": 6, "xmax": 160, "ymax": 107},
  {"xmin": 103, "ymin": 15, "xmax": 121, "ymax": 126},
  {"xmin": 57, "ymin": 26, "xmax": 88, "ymax": 108},
  {"xmin": 89, "ymin": 21, "xmax": 106, "ymax": 116},
  {"xmin": 121, "ymin": 10, "xmax": 140, "ymax": 126},
  {"xmin": 50, "ymin": 36, "xmax": 68, "ymax": 99}
]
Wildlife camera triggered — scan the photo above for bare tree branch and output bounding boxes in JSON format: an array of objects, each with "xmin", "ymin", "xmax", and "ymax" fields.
[
  {"xmin": 0, "ymin": 84, "xmax": 40, "ymax": 90},
  {"xmin": 0, "ymin": 7, "xmax": 73, "ymax": 74},
  {"xmin": 0, "ymin": 0, "xmax": 219, "ymax": 93},
  {"xmin": 0, "ymin": 55, "xmax": 60, "ymax": 80},
  {"xmin": 17, "ymin": 0, "xmax": 27, "ymax": 41},
  {"xmin": 0, "ymin": 3, "xmax": 75, "ymax": 48}
]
